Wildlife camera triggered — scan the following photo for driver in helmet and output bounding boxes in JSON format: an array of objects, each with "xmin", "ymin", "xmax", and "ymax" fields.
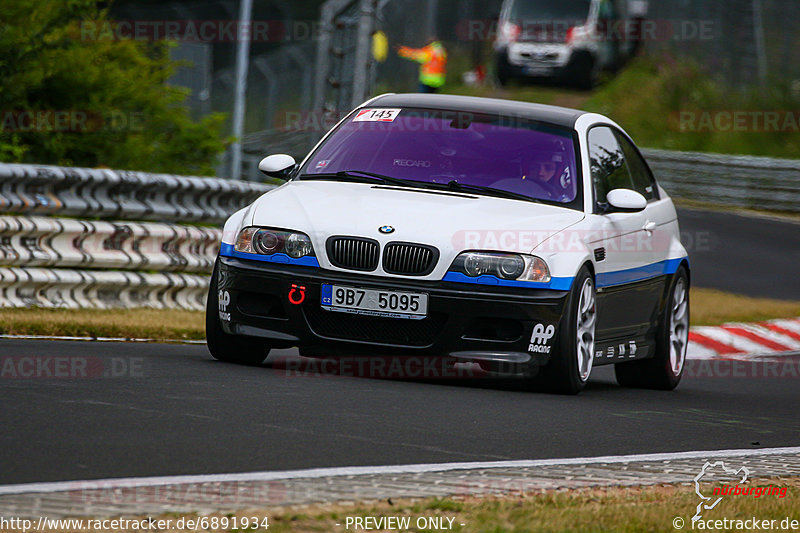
[{"xmin": 527, "ymin": 151, "xmax": 574, "ymax": 202}]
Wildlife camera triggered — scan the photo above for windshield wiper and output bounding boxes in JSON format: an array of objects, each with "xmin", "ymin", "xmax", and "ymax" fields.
[
  {"xmin": 444, "ymin": 180, "xmax": 540, "ymax": 203},
  {"xmin": 298, "ymin": 170, "xmax": 426, "ymax": 189}
]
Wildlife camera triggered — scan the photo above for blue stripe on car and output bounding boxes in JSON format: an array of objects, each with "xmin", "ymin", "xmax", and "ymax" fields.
[
  {"xmin": 441, "ymin": 271, "xmax": 575, "ymax": 291},
  {"xmin": 596, "ymin": 258, "xmax": 686, "ymax": 288},
  {"xmin": 221, "ymin": 241, "xmax": 687, "ymax": 292},
  {"xmin": 443, "ymin": 257, "xmax": 688, "ymax": 291},
  {"xmin": 219, "ymin": 243, "xmax": 321, "ymax": 268}
]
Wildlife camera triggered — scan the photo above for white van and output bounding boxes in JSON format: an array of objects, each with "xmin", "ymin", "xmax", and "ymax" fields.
[{"xmin": 494, "ymin": 0, "xmax": 647, "ymax": 88}]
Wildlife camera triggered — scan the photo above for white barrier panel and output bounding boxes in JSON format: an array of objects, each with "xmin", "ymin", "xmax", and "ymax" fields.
[
  {"xmin": 0, "ymin": 163, "xmax": 273, "ymax": 223},
  {"xmin": 641, "ymin": 148, "xmax": 800, "ymax": 213},
  {"xmin": 0, "ymin": 267, "xmax": 208, "ymax": 311},
  {"xmin": 0, "ymin": 163, "xmax": 275, "ymax": 310},
  {"xmin": 0, "ymin": 216, "xmax": 220, "ymax": 273}
]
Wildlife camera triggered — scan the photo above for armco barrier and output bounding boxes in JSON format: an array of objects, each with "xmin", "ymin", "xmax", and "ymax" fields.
[
  {"xmin": 0, "ymin": 267, "xmax": 209, "ymax": 310},
  {"xmin": 641, "ymin": 149, "xmax": 800, "ymax": 213},
  {"xmin": 0, "ymin": 163, "xmax": 272, "ymax": 223},
  {"xmin": 0, "ymin": 163, "xmax": 275, "ymax": 311},
  {"xmin": 0, "ymin": 216, "xmax": 221, "ymax": 273}
]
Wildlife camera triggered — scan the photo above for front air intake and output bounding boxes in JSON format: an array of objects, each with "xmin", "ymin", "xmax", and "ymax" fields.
[
  {"xmin": 382, "ymin": 242, "xmax": 439, "ymax": 276},
  {"xmin": 326, "ymin": 237, "xmax": 380, "ymax": 271}
]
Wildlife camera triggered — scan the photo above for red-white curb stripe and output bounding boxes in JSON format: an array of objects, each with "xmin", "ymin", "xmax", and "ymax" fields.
[{"xmin": 688, "ymin": 318, "xmax": 800, "ymax": 360}]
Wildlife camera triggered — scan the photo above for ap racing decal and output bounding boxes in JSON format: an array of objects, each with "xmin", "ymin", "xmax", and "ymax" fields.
[
  {"xmin": 528, "ymin": 323, "xmax": 555, "ymax": 353},
  {"xmin": 218, "ymin": 290, "xmax": 231, "ymax": 322},
  {"xmin": 353, "ymin": 108, "xmax": 401, "ymax": 122}
]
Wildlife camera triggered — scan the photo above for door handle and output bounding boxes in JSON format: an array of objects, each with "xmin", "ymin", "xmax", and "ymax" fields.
[{"xmin": 643, "ymin": 221, "xmax": 657, "ymax": 233}]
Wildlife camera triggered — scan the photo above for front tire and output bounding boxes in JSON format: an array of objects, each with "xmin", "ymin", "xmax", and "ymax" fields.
[
  {"xmin": 615, "ymin": 266, "xmax": 690, "ymax": 390},
  {"xmin": 206, "ymin": 259, "xmax": 271, "ymax": 365},
  {"xmin": 496, "ymin": 51, "xmax": 514, "ymax": 86},
  {"xmin": 569, "ymin": 52, "xmax": 598, "ymax": 90},
  {"xmin": 533, "ymin": 266, "xmax": 596, "ymax": 394}
]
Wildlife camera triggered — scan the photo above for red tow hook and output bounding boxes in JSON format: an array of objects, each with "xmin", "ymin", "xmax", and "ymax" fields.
[{"xmin": 288, "ymin": 284, "xmax": 306, "ymax": 305}]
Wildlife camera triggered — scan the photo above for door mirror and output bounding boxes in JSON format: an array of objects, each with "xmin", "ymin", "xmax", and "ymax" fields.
[
  {"xmin": 605, "ymin": 189, "xmax": 647, "ymax": 212},
  {"xmin": 258, "ymin": 154, "xmax": 296, "ymax": 180}
]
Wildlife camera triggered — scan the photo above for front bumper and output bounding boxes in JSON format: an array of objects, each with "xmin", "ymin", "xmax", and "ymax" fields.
[
  {"xmin": 216, "ymin": 256, "xmax": 570, "ymax": 368},
  {"xmin": 496, "ymin": 46, "xmax": 586, "ymax": 81}
]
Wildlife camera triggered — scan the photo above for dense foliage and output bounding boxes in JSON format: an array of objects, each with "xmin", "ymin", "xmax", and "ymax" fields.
[{"xmin": 0, "ymin": 0, "xmax": 228, "ymax": 174}]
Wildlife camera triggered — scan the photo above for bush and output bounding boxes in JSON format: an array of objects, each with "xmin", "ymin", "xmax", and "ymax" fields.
[
  {"xmin": 0, "ymin": 0, "xmax": 228, "ymax": 174},
  {"xmin": 584, "ymin": 54, "xmax": 800, "ymax": 159}
]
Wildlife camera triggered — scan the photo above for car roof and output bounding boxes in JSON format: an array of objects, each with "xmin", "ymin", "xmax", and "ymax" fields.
[{"xmin": 368, "ymin": 93, "xmax": 588, "ymax": 129}]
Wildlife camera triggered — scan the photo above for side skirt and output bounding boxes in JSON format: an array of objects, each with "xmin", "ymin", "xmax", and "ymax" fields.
[{"xmin": 593, "ymin": 274, "xmax": 672, "ymax": 366}]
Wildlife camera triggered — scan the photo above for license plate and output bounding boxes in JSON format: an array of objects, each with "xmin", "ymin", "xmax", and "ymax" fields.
[
  {"xmin": 321, "ymin": 284, "xmax": 428, "ymax": 319},
  {"xmin": 524, "ymin": 65, "xmax": 552, "ymax": 75}
]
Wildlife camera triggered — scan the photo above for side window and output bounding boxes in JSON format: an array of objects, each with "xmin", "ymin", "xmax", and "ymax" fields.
[
  {"xmin": 587, "ymin": 126, "xmax": 633, "ymax": 207},
  {"xmin": 614, "ymin": 131, "xmax": 658, "ymax": 201}
]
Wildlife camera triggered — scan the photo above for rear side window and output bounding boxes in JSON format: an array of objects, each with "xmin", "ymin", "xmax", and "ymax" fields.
[
  {"xmin": 587, "ymin": 126, "xmax": 634, "ymax": 207},
  {"xmin": 613, "ymin": 131, "xmax": 658, "ymax": 201}
]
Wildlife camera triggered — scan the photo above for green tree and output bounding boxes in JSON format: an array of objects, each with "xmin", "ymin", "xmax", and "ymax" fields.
[{"xmin": 0, "ymin": 0, "xmax": 228, "ymax": 174}]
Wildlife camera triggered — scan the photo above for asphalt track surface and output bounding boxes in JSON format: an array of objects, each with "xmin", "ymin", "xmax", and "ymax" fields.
[
  {"xmin": 1, "ymin": 339, "xmax": 799, "ymax": 485},
  {"xmin": 676, "ymin": 207, "xmax": 800, "ymax": 300},
  {"xmin": 1, "ymin": 208, "xmax": 799, "ymax": 485}
]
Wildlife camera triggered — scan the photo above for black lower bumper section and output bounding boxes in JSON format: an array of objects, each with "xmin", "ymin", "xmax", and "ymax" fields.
[{"xmin": 216, "ymin": 257, "xmax": 569, "ymax": 368}]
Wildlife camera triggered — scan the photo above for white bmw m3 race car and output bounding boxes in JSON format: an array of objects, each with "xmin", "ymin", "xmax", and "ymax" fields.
[{"xmin": 207, "ymin": 93, "xmax": 690, "ymax": 394}]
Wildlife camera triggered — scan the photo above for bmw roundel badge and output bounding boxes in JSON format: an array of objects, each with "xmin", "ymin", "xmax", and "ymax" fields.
[{"xmin": 379, "ymin": 225, "xmax": 395, "ymax": 234}]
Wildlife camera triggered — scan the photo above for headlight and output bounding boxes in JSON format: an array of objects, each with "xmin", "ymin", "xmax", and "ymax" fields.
[
  {"xmin": 449, "ymin": 252, "xmax": 550, "ymax": 282},
  {"xmin": 284, "ymin": 233, "xmax": 313, "ymax": 258},
  {"xmin": 235, "ymin": 227, "xmax": 315, "ymax": 258}
]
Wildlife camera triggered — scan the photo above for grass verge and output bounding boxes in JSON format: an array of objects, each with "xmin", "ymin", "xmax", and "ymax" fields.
[
  {"xmin": 0, "ymin": 308, "xmax": 205, "ymax": 340},
  {"xmin": 262, "ymin": 478, "xmax": 800, "ymax": 532},
  {"xmin": 0, "ymin": 289, "xmax": 798, "ymax": 340},
  {"xmin": 39, "ymin": 478, "xmax": 800, "ymax": 532},
  {"xmin": 691, "ymin": 288, "xmax": 800, "ymax": 327}
]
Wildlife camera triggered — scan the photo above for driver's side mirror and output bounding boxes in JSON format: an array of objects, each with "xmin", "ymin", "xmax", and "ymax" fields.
[
  {"xmin": 603, "ymin": 189, "xmax": 647, "ymax": 213},
  {"xmin": 258, "ymin": 154, "xmax": 296, "ymax": 180}
]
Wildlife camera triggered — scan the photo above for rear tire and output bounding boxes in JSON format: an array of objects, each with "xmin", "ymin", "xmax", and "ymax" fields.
[
  {"xmin": 615, "ymin": 266, "xmax": 689, "ymax": 390},
  {"xmin": 206, "ymin": 259, "xmax": 271, "ymax": 365},
  {"xmin": 570, "ymin": 52, "xmax": 598, "ymax": 90},
  {"xmin": 533, "ymin": 266, "xmax": 596, "ymax": 394},
  {"xmin": 496, "ymin": 52, "xmax": 514, "ymax": 86}
]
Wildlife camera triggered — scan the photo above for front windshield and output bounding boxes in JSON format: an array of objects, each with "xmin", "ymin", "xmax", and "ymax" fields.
[
  {"xmin": 299, "ymin": 108, "xmax": 582, "ymax": 208},
  {"xmin": 509, "ymin": 0, "xmax": 592, "ymax": 21}
]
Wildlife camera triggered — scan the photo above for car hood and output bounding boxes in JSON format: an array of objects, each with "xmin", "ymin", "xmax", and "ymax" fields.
[{"xmin": 246, "ymin": 180, "xmax": 584, "ymax": 277}]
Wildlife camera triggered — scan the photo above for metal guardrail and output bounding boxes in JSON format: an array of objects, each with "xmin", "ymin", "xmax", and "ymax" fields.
[
  {"xmin": 0, "ymin": 163, "xmax": 272, "ymax": 223},
  {"xmin": 642, "ymin": 148, "xmax": 800, "ymax": 213},
  {"xmin": 0, "ymin": 267, "xmax": 209, "ymax": 310},
  {"xmin": 0, "ymin": 163, "xmax": 275, "ymax": 311},
  {"xmin": 0, "ymin": 216, "xmax": 221, "ymax": 273}
]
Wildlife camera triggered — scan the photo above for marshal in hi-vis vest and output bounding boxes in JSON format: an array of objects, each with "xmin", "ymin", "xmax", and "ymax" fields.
[{"xmin": 397, "ymin": 41, "xmax": 447, "ymax": 88}]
